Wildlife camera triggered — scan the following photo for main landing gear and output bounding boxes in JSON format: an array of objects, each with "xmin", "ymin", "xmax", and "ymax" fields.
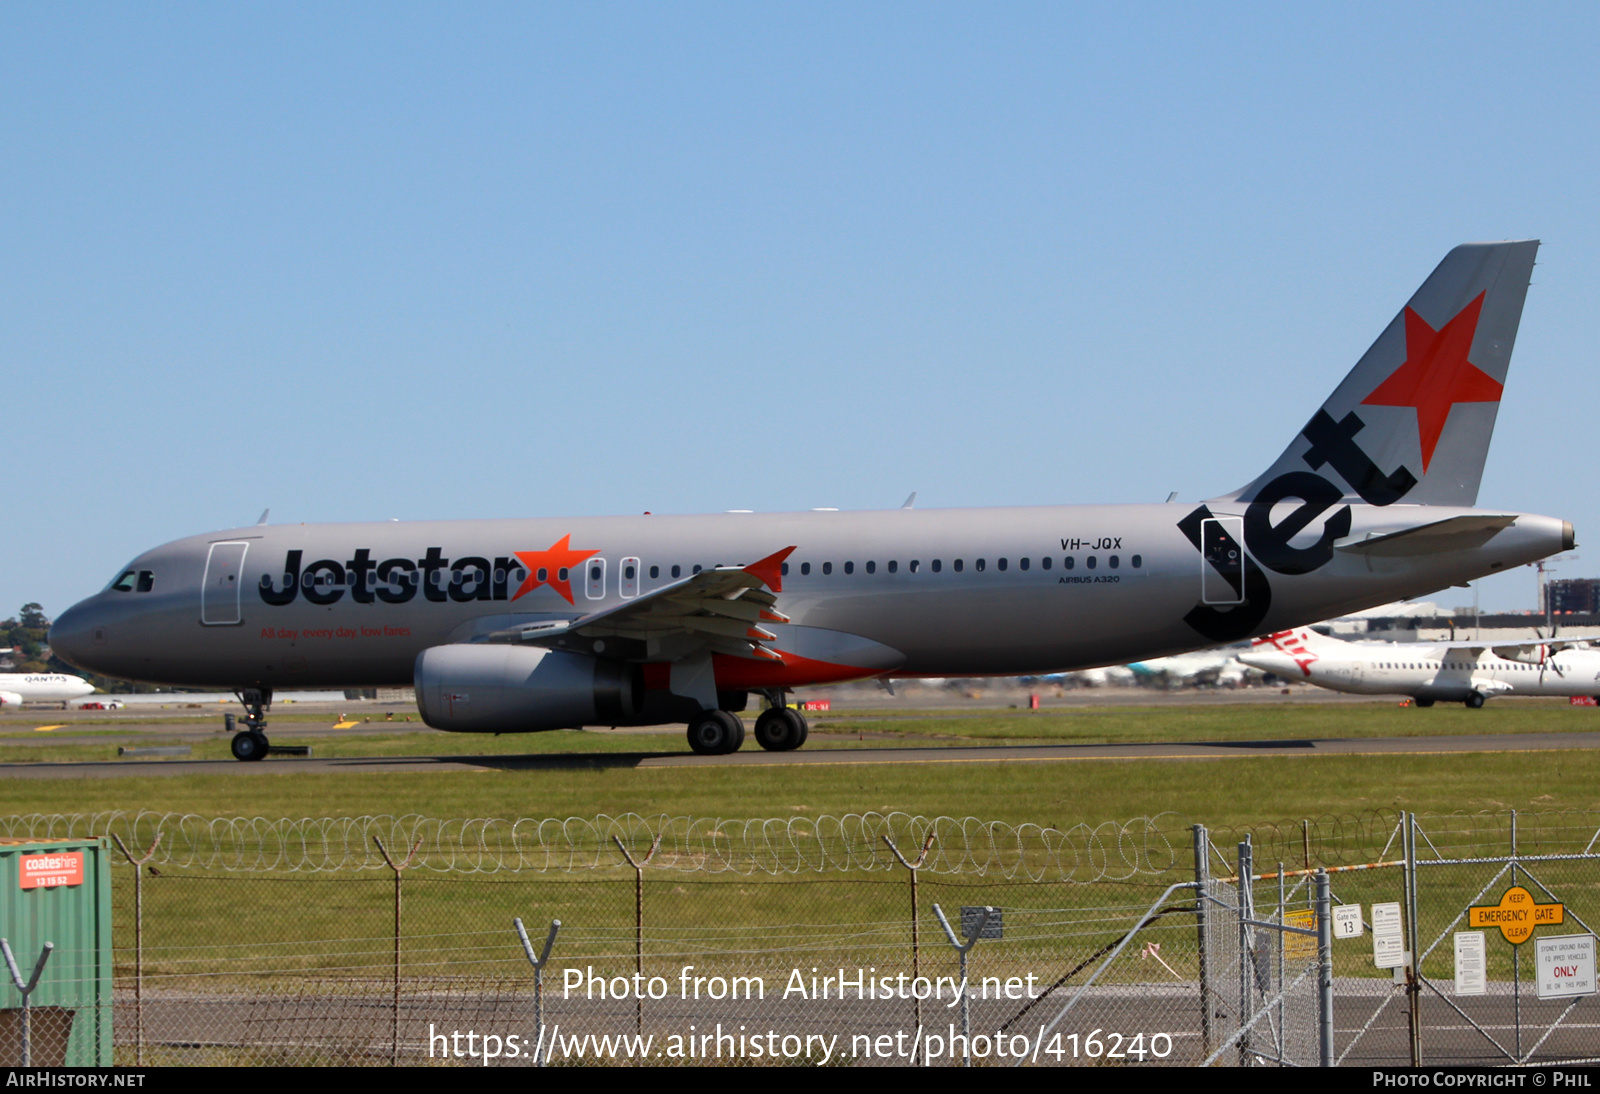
[
  {"xmin": 229, "ymin": 688, "xmax": 272, "ymax": 762},
  {"xmin": 684, "ymin": 692, "xmax": 810, "ymax": 756}
]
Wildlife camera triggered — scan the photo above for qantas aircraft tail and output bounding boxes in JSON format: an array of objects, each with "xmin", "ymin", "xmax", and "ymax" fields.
[{"xmin": 1226, "ymin": 240, "xmax": 1539, "ymax": 509}]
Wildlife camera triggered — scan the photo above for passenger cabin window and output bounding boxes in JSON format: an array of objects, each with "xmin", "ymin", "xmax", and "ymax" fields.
[
  {"xmin": 822, "ymin": 562, "xmax": 833, "ymax": 575},
  {"xmin": 650, "ymin": 565, "xmax": 660, "ymax": 579},
  {"xmin": 1019, "ymin": 558, "xmax": 1028, "ymax": 571},
  {"xmin": 976, "ymin": 559, "xmax": 986, "ymax": 572},
  {"xmin": 1064, "ymin": 557, "xmax": 1074, "ymax": 570},
  {"xmin": 1109, "ymin": 555, "xmax": 1119, "ymax": 569},
  {"xmin": 1132, "ymin": 555, "xmax": 1142, "ymax": 568},
  {"xmin": 887, "ymin": 561, "xmax": 897, "ymax": 574},
  {"xmin": 844, "ymin": 561, "xmax": 854, "ymax": 575},
  {"xmin": 1087, "ymin": 556, "xmax": 1097, "ymax": 569},
  {"xmin": 909, "ymin": 560, "xmax": 919, "ymax": 573},
  {"xmin": 865, "ymin": 561, "xmax": 876, "ymax": 574},
  {"xmin": 620, "ymin": 557, "xmax": 640, "ymax": 599},
  {"xmin": 932, "ymin": 560, "xmax": 941, "ymax": 573},
  {"xmin": 1041, "ymin": 557, "xmax": 1051, "ymax": 570},
  {"xmin": 801, "ymin": 562, "xmax": 811, "ymax": 576},
  {"xmin": 953, "ymin": 559, "xmax": 964, "ymax": 573},
  {"xmin": 998, "ymin": 558, "xmax": 1008, "ymax": 571},
  {"xmin": 671, "ymin": 565, "xmax": 681, "ymax": 578},
  {"xmin": 781, "ymin": 562, "xmax": 790, "ymax": 576},
  {"xmin": 586, "ymin": 558, "xmax": 607, "ymax": 600}
]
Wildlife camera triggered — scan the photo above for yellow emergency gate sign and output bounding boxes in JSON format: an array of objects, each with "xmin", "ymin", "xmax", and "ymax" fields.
[
  {"xmin": 1284, "ymin": 909, "xmax": 1318, "ymax": 959},
  {"xmin": 1468, "ymin": 886, "xmax": 1564, "ymax": 945}
]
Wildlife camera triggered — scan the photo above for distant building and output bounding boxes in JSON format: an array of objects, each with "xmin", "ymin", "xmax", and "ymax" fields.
[{"xmin": 1548, "ymin": 578, "xmax": 1600, "ymax": 615}]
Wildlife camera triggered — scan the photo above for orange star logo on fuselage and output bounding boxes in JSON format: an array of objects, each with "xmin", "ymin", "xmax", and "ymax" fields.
[{"xmin": 510, "ymin": 535, "xmax": 601, "ymax": 605}]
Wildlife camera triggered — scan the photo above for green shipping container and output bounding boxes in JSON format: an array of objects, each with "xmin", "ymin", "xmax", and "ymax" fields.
[{"xmin": 0, "ymin": 838, "xmax": 113, "ymax": 1066}]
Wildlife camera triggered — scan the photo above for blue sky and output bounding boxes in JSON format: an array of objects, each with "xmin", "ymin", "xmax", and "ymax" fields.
[{"xmin": 5, "ymin": 4, "xmax": 1597, "ymax": 620}]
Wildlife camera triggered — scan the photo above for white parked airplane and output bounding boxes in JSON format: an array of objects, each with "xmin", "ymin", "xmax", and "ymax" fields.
[
  {"xmin": 1126, "ymin": 648, "xmax": 1252, "ymax": 687},
  {"xmin": 0, "ymin": 672, "xmax": 96, "ymax": 707},
  {"xmin": 1239, "ymin": 628, "xmax": 1600, "ymax": 707},
  {"xmin": 48, "ymin": 241, "xmax": 1577, "ymax": 758}
]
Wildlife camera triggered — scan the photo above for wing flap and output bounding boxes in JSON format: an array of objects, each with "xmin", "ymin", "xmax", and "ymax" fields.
[{"xmin": 474, "ymin": 546, "xmax": 797, "ymax": 664}]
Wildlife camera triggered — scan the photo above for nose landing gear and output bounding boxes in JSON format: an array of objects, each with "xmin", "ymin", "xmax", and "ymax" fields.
[{"xmin": 229, "ymin": 688, "xmax": 272, "ymax": 761}]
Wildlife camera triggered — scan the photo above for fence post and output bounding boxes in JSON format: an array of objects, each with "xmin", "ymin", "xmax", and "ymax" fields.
[
  {"xmin": 1192, "ymin": 823, "xmax": 1212, "ymax": 1058},
  {"xmin": 1, "ymin": 938, "xmax": 53, "ymax": 1068},
  {"xmin": 1315, "ymin": 868, "xmax": 1333, "ymax": 1067},
  {"xmin": 110, "ymin": 831, "xmax": 161, "ymax": 1067},
  {"xmin": 613, "ymin": 833, "xmax": 662, "ymax": 1037},
  {"xmin": 1237, "ymin": 836, "xmax": 1254, "ymax": 1067},
  {"xmin": 373, "ymin": 835, "xmax": 424, "ymax": 1067},
  {"xmin": 514, "ymin": 918, "xmax": 561, "ymax": 1066},
  {"xmin": 932, "ymin": 903, "xmax": 993, "ymax": 1068},
  {"xmin": 883, "ymin": 830, "xmax": 937, "ymax": 1057},
  {"xmin": 1403, "ymin": 812, "xmax": 1421, "ymax": 1067},
  {"xmin": 1277, "ymin": 859, "xmax": 1287, "ymax": 1061},
  {"xmin": 1511, "ymin": 808, "xmax": 1521, "ymax": 1060}
]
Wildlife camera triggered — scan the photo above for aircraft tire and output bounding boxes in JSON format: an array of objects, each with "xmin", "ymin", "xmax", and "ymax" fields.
[
  {"xmin": 687, "ymin": 710, "xmax": 745, "ymax": 755},
  {"xmin": 230, "ymin": 731, "xmax": 269, "ymax": 762},
  {"xmin": 1414, "ymin": 698, "xmax": 1435, "ymax": 708},
  {"xmin": 754, "ymin": 707, "xmax": 806, "ymax": 752},
  {"xmin": 1464, "ymin": 692, "xmax": 1486, "ymax": 710}
]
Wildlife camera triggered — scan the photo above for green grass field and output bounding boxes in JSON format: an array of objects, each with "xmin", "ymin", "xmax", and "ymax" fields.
[{"xmin": 2, "ymin": 700, "xmax": 1598, "ymax": 826}]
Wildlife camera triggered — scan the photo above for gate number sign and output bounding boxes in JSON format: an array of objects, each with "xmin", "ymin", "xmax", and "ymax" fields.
[{"xmin": 1468, "ymin": 886, "xmax": 1564, "ymax": 945}]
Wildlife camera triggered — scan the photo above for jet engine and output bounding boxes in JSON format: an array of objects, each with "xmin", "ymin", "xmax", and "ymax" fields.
[
  {"xmin": 413, "ymin": 644, "xmax": 644, "ymax": 733},
  {"xmin": 0, "ymin": 691, "xmax": 21, "ymax": 707}
]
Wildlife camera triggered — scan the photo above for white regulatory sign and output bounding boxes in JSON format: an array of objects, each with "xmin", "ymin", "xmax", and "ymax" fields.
[
  {"xmin": 1536, "ymin": 934, "xmax": 1596, "ymax": 1000},
  {"xmin": 1372, "ymin": 902, "xmax": 1405, "ymax": 969},
  {"xmin": 1454, "ymin": 932, "xmax": 1487, "ymax": 996},
  {"xmin": 1333, "ymin": 904, "xmax": 1363, "ymax": 940}
]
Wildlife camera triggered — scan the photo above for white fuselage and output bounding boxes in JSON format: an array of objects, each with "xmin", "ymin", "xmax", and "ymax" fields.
[
  {"xmin": 0, "ymin": 672, "xmax": 96, "ymax": 705},
  {"xmin": 1240, "ymin": 631, "xmax": 1600, "ymax": 704}
]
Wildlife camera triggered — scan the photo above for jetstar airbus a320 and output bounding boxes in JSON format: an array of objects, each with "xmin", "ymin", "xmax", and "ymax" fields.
[{"xmin": 50, "ymin": 242, "xmax": 1575, "ymax": 760}]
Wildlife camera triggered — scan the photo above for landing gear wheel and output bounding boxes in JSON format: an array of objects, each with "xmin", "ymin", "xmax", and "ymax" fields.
[
  {"xmin": 231, "ymin": 731, "xmax": 269, "ymax": 761},
  {"xmin": 1414, "ymin": 698, "xmax": 1435, "ymax": 708},
  {"xmin": 754, "ymin": 707, "xmax": 807, "ymax": 752},
  {"xmin": 1464, "ymin": 692, "xmax": 1486, "ymax": 709},
  {"xmin": 687, "ymin": 710, "xmax": 745, "ymax": 755}
]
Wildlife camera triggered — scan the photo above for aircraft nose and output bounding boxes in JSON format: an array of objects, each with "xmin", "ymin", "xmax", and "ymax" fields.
[{"xmin": 48, "ymin": 599, "xmax": 100, "ymax": 673}]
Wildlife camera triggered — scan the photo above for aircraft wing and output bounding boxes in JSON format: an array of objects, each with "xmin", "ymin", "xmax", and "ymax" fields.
[
  {"xmin": 473, "ymin": 547, "xmax": 797, "ymax": 663},
  {"xmin": 1335, "ymin": 514, "xmax": 1518, "ymax": 557},
  {"xmin": 1484, "ymin": 636, "xmax": 1600, "ymax": 663}
]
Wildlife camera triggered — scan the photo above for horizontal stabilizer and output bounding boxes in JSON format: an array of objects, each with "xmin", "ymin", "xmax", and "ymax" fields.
[{"xmin": 1335, "ymin": 514, "xmax": 1516, "ymax": 557}]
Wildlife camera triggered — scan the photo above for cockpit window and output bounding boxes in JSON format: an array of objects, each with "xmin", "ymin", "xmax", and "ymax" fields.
[{"xmin": 108, "ymin": 568, "xmax": 155, "ymax": 593}]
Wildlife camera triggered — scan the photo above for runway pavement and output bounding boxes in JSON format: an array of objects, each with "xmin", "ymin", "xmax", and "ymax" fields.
[{"xmin": 1, "ymin": 728, "xmax": 1596, "ymax": 778}]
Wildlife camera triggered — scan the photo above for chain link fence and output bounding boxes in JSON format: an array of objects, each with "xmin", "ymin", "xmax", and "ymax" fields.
[{"xmin": 1, "ymin": 809, "xmax": 1596, "ymax": 1066}]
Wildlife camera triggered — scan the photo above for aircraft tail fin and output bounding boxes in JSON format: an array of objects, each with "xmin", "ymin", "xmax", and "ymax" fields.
[{"xmin": 1225, "ymin": 241, "xmax": 1539, "ymax": 509}]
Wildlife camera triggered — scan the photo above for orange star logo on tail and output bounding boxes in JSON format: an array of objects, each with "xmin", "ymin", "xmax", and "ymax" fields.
[
  {"xmin": 1361, "ymin": 292, "xmax": 1503, "ymax": 472},
  {"xmin": 511, "ymin": 535, "xmax": 600, "ymax": 604}
]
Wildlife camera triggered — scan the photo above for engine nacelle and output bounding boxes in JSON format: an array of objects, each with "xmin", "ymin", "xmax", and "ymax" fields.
[
  {"xmin": 414, "ymin": 645, "xmax": 644, "ymax": 733},
  {"xmin": 0, "ymin": 691, "xmax": 21, "ymax": 707}
]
